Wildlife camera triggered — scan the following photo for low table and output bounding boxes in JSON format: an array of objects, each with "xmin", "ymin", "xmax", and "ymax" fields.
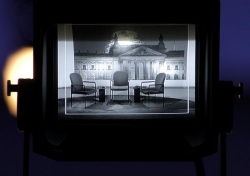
[
  {"xmin": 133, "ymin": 86, "xmax": 141, "ymax": 103},
  {"xmin": 95, "ymin": 87, "xmax": 106, "ymax": 102}
]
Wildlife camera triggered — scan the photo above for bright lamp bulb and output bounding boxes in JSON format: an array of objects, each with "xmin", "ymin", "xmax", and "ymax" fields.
[{"xmin": 3, "ymin": 47, "xmax": 33, "ymax": 117}]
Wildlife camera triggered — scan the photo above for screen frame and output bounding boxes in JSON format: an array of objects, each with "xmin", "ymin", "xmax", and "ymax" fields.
[
  {"xmin": 56, "ymin": 23, "xmax": 195, "ymax": 121},
  {"xmin": 32, "ymin": 0, "xmax": 221, "ymax": 160},
  {"xmin": 39, "ymin": 24, "xmax": 213, "ymax": 128}
]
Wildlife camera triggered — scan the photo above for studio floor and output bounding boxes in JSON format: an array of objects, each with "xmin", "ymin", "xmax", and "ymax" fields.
[{"xmin": 58, "ymin": 87, "xmax": 195, "ymax": 118}]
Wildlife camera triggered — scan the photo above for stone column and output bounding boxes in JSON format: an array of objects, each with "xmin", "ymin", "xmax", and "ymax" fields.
[
  {"xmin": 135, "ymin": 61, "xmax": 139, "ymax": 80},
  {"xmin": 143, "ymin": 61, "xmax": 148, "ymax": 80},
  {"xmin": 128, "ymin": 60, "xmax": 131, "ymax": 79},
  {"xmin": 148, "ymin": 61, "xmax": 152, "ymax": 80}
]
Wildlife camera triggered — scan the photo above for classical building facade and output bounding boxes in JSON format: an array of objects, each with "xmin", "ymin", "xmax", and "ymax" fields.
[{"xmin": 74, "ymin": 33, "xmax": 186, "ymax": 81}]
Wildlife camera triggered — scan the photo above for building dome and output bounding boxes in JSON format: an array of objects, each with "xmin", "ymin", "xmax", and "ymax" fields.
[{"xmin": 105, "ymin": 30, "xmax": 144, "ymax": 53}]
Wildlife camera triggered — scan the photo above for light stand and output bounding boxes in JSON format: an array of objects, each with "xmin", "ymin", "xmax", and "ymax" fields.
[
  {"xmin": 218, "ymin": 81, "xmax": 243, "ymax": 176},
  {"xmin": 7, "ymin": 79, "xmax": 34, "ymax": 176}
]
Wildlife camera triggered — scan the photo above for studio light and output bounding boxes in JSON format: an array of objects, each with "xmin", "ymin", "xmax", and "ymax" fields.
[{"xmin": 3, "ymin": 47, "xmax": 33, "ymax": 117}]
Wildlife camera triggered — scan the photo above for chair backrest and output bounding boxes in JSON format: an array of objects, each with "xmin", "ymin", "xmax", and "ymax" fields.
[
  {"xmin": 113, "ymin": 71, "xmax": 128, "ymax": 86},
  {"xmin": 155, "ymin": 73, "xmax": 166, "ymax": 92},
  {"xmin": 69, "ymin": 73, "xmax": 83, "ymax": 92}
]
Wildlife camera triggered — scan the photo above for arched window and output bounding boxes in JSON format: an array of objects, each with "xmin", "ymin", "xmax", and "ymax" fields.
[
  {"xmin": 174, "ymin": 74, "xmax": 178, "ymax": 80},
  {"xmin": 106, "ymin": 62, "xmax": 112, "ymax": 70},
  {"xmin": 82, "ymin": 64, "xmax": 87, "ymax": 70},
  {"xmin": 166, "ymin": 74, "xmax": 170, "ymax": 80}
]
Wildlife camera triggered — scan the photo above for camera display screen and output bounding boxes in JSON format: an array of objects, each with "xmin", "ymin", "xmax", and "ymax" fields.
[
  {"xmin": 33, "ymin": 0, "xmax": 220, "ymax": 161},
  {"xmin": 57, "ymin": 24, "xmax": 195, "ymax": 120}
]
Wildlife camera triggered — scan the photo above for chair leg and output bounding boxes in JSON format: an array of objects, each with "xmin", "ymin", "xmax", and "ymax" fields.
[
  {"xmin": 95, "ymin": 92, "xmax": 96, "ymax": 104},
  {"xmin": 163, "ymin": 93, "xmax": 164, "ymax": 107},
  {"xmin": 84, "ymin": 96, "xmax": 86, "ymax": 108},
  {"xmin": 110, "ymin": 90, "xmax": 112, "ymax": 100},
  {"xmin": 128, "ymin": 90, "xmax": 129, "ymax": 102},
  {"xmin": 148, "ymin": 94, "xmax": 149, "ymax": 107},
  {"xmin": 71, "ymin": 94, "xmax": 72, "ymax": 107}
]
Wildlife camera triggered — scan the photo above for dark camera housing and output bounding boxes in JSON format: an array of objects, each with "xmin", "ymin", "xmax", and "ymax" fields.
[{"xmin": 31, "ymin": 0, "xmax": 221, "ymax": 161}]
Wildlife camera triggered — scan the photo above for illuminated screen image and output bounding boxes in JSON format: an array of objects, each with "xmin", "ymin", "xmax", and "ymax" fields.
[{"xmin": 57, "ymin": 24, "xmax": 195, "ymax": 119}]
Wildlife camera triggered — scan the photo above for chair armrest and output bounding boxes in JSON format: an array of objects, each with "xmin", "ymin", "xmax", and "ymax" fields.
[
  {"xmin": 83, "ymin": 81, "xmax": 96, "ymax": 90},
  {"xmin": 148, "ymin": 84, "xmax": 156, "ymax": 88},
  {"xmin": 141, "ymin": 81, "xmax": 154, "ymax": 89},
  {"xmin": 83, "ymin": 80, "xmax": 96, "ymax": 84},
  {"xmin": 149, "ymin": 83, "xmax": 162, "ymax": 87},
  {"xmin": 71, "ymin": 83, "xmax": 83, "ymax": 89},
  {"xmin": 150, "ymin": 83, "xmax": 164, "ymax": 92},
  {"xmin": 153, "ymin": 83, "xmax": 164, "ymax": 87},
  {"xmin": 72, "ymin": 83, "xmax": 83, "ymax": 86}
]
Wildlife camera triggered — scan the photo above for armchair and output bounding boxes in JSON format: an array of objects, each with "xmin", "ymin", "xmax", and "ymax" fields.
[
  {"xmin": 110, "ymin": 71, "xmax": 130, "ymax": 102},
  {"xmin": 69, "ymin": 73, "xmax": 97, "ymax": 108},
  {"xmin": 140, "ymin": 73, "xmax": 166, "ymax": 107}
]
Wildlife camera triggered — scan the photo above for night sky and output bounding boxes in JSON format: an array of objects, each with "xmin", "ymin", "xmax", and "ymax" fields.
[{"xmin": 1, "ymin": 0, "xmax": 250, "ymax": 176}]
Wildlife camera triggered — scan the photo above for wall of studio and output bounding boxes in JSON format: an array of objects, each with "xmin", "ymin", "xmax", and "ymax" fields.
[
  {"xmin": 219, "ymin": 0, "xmax": 250, "ymax": 98},
  {"xmin": 0, "ymin": 0, "xmax": 33, "ymax": 114}
]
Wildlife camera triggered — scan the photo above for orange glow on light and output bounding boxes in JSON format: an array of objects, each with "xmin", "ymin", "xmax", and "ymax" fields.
[{"xmin": 3, "ymin": 47, "xmax": 33, "ymax": 117}]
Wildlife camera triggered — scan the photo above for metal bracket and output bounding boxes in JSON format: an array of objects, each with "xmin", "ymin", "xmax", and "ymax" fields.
[{"xmin": 7, "ymin": 79, "xmax": 35, "ymax": 131}]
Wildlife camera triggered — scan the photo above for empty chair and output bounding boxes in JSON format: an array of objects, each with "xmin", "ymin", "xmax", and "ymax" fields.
[
  {"xmin": 140, "ymin": 73, "xmax": 166, "ymax": 107},
  {"xmin": 69, "ymin": 73, "xmax": 97, "ymax": 108},
  {"xmin": 110, "ymin": 71, "xmax": 130, "ymax": 102}
]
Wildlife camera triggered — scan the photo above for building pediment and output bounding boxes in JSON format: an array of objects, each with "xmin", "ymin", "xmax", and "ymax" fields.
[{"xmin": 119, "ymin": 46, "xmax": 165, "ymax": 57}]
